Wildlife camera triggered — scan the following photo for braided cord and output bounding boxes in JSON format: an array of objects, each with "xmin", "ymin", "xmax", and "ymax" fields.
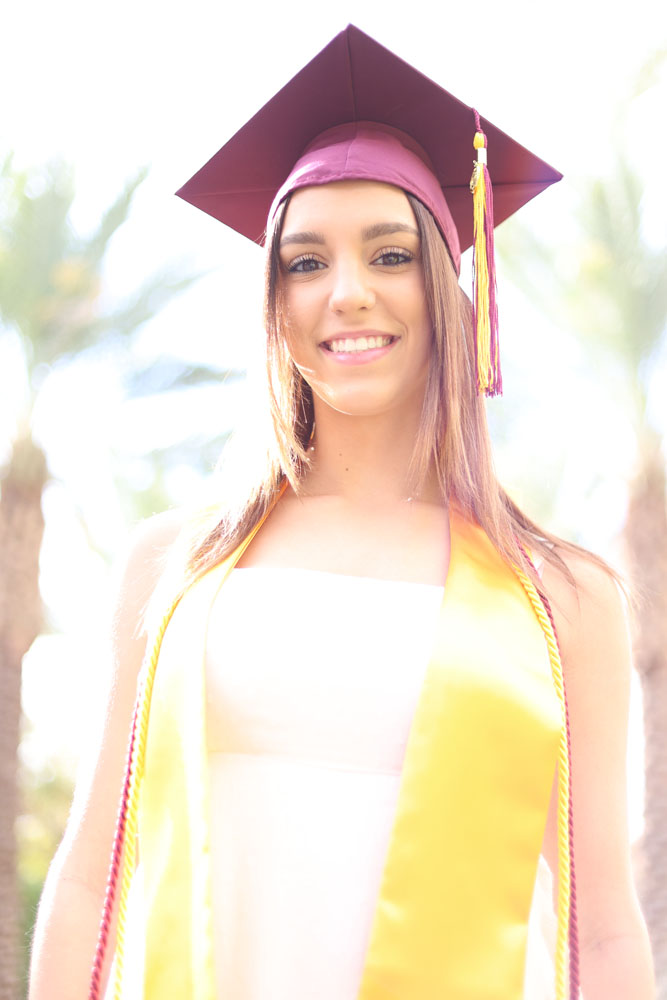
[
  {"xmin": 88, "ymin": 597, "xmax": 181, "ymax": 1000},
  {"xmin": 513, "ymin": 557, "xmax": 580, "ymax": 1000},
  {"xmin": 113, "ymin": 597, "xmax": 181, "ymax": 998},
  {"xmin": 539, "ymin": 588, "xmax": 581, "ymax": 999},
  {"xmin": 88, "ymin": 707, "xmax": 138, "ymax": 999}
]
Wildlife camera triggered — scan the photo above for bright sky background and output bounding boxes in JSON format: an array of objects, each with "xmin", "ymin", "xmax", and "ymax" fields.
[{"xmin": 5, "ymin": 0, "xmax": 666, "ymax": 839}]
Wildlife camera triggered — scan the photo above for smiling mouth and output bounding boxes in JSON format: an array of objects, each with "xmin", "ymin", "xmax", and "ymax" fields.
[{"xmin": 322, "ymin": 335, "xmax": 397, "ymax": 354}]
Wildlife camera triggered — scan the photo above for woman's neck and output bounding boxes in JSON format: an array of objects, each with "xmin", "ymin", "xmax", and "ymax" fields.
[{"xmin": 300, "ymin": 402, "xmax": 443, "ymax": 507}]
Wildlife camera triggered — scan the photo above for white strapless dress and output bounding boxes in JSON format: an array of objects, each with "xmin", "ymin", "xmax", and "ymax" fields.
[{"xmin": 205, "ymin": 568, "xmax": 557, "ymax": 999}]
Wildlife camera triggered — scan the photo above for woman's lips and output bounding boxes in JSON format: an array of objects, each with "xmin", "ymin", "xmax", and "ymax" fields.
[{"xmin": 319, "ymin": 333, "xmax": 399, "ymax": 365}]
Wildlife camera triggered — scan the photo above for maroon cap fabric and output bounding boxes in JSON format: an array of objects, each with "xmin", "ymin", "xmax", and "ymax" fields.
[
  {"xmin": 269, "ymin": 121, "xmax": 462, "ymax": 272},
  {"xmin": 176, "ymin": 25, "xmax": 562, "ymax": 255}
]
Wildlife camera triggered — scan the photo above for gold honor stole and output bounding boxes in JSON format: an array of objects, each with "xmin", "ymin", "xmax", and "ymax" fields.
[{"xmin": 110, "ymin": 506, "xmax": 565, "ymax": 1000}]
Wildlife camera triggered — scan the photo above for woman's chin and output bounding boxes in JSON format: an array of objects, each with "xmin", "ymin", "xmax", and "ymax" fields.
[{"xmin": 311, "ymin": 387, "xmax": 422, "ymax": 421}]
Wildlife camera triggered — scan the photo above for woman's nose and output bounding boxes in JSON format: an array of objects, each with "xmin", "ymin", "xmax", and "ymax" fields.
[{"xmin": 328, "ymin": 260, "xmax": 375, "ymax": 315}]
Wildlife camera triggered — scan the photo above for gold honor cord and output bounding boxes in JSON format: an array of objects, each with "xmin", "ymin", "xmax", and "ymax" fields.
[
  {"xmin": 513, "ymin": 557, "xmax": 578, "ymax": 1000},
  {"xmin": 112, "ymin": 595, "xmax": 181, "ymax": 999},
  {"xmin": 88, "ymin": 589, "xmax": 182, "ymax": 1000}
]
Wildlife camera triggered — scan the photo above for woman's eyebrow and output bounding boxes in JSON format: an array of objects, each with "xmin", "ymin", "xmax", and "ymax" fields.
[
  {"xmin": 280, "ymin": 221, "xmax": 419, "ymax": 248},
  {"xmin": 362, "ymin": 221, "xmax": 419, "ymax": 241},
  {"xmin": 280, "ymin": 230, "xmax": 325, "ymax": 247}
]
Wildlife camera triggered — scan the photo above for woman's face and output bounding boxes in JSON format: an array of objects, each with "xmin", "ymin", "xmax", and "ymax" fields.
[{"xmin": 278, "ymin": 180, "xmax": 432, "ymax": 420}]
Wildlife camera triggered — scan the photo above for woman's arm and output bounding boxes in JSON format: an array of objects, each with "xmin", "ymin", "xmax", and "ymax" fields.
[
  {"xmin": 28, "ymin": 511, "xmax": 184, "ymax": 1000},
  {"xmin": 541, "ymin": 554, "xmax": 655, "ymax": 1000}
]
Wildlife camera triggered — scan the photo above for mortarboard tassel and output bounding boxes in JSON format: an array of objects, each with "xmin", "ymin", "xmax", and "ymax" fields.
[{"xmin": 470, "ymin": 110, "xmax": 502, "ymax": 397}]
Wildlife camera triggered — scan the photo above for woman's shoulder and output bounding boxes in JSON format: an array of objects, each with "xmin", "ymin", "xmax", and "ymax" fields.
[
  {"xmin": 128, "ymin": 507, "xmax": 190, "ymax": 562},
  {"xmin": 118, "ymin": 508, "xmax": 189, "ymax": 589},
  {"xmin": 540, "ymin": 547, "xmax": 630, "ymax": 677},
  {"xmin": 111, "ymin": 508, "xmax": 190, "ymax": 647}
]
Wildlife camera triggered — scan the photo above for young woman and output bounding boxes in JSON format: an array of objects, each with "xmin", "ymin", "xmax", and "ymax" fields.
[{"xmin": 28, "ymin": 26, "xmax": 654, "ymax": 1000}]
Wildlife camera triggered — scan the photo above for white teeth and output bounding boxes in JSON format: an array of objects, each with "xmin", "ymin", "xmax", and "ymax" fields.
[{"xmin": 328, "ymin": 336, "xmax": 393, "ymax": 353}]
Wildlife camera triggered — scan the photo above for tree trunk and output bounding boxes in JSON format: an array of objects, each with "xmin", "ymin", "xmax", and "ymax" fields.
[
  {"xmin": 0, "ymin": 435, "xmax": 47, "ymax": 1000},
  {"xmin": 624, "ymin": 448, "xmax": 667, "ymax": 998}
]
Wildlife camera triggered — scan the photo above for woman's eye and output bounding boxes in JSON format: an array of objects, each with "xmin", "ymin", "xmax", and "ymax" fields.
[
  {"xmin": 287, "ymin": 255, "xmax": 325, "ymax": 274},
  {"xmin": 374, "ymin": 248, "xmax": 414, "ymax": 267}
]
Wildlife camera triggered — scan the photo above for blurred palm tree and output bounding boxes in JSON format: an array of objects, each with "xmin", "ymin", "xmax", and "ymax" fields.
[
  {"xmin": 0, "ymin": 155, "xmax": 236, "ymax": 996},
  {"xmin": 498, "ymin": 66, "xmax": 667, "ymax": 993}
]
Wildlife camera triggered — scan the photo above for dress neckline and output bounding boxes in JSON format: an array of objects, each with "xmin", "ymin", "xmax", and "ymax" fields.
[{"xmin": 231, "ymin": 565, "xmax": 446, "ymax": 591}]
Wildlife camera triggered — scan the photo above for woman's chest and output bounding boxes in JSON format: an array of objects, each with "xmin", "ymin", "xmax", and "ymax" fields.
[
  {"xmin": 235, "ymin": 495, "xmax": 451, "ymax": 586},
  {"xmin": 205, "ymin": 568, "xmax": 444, "ymax": 768}
]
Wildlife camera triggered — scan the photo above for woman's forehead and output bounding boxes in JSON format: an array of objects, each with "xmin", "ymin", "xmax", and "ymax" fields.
[{"xmin": 282, "ymin": 181, "xmax": 416, "ymax": 234}]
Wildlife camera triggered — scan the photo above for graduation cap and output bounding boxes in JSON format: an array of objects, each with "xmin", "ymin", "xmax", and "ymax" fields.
[{"xmin": 177, "ymin": 25, "xmax": 562, "ymax": 396}]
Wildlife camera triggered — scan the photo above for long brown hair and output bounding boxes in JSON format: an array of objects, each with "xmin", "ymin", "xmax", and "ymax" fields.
[{"xmin": 177, "ymin": 189, "xmax": 611, "ymax": 596}]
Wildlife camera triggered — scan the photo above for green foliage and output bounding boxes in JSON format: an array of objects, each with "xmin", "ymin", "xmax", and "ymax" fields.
[
  {"xmin": 498, "ymin": 158, "xmax": 666, "ymax": 436},
  {"xmin": 1, "ymin": 157, "xmax": 128, "ymax": 364},
  {"xmin": 632, "ymin": 45, "xmax": 667, "ymax": 97},
  {"xmin": 575, "ymin": 160, "xmax": 667, "ymax": 376},
  {"xmin": 122, "ymin": 357, "xmax": 242, "ymax": 399},
  {"xmin": 0, "ymin": 153, "xmax": 234, "ymax": 526},
  {"xmin": 0, "ymin": 156, "xmax": 200, "ymax": 373},
  {"xmin": 498, "ymin": 58, "xmax": 667, "ymax": 434}
]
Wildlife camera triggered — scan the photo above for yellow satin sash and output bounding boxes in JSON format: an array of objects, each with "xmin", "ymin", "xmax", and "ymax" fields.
[
  {"xmin": 356, "ymin": 512, "xmax": 561, "ymax": 998},
  {"xmin": 118, "ymin": 506, "xmax": 562, "ymax": 999}
]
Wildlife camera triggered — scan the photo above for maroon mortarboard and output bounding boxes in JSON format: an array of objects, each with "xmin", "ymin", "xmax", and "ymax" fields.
[{"xmin": 176, "ymin": 25, "xmax": 562, "ymax": 396}]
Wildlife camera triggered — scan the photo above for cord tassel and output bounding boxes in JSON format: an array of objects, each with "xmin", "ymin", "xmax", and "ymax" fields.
[{"xmin": 470, "ymin": 109, "xmax": 501, "ymax": 396}]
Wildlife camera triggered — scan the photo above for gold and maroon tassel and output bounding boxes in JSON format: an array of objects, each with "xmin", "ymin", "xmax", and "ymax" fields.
[{"xmin": 470, "ymin": 109, "xmax": 501, "ymax": 397}]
